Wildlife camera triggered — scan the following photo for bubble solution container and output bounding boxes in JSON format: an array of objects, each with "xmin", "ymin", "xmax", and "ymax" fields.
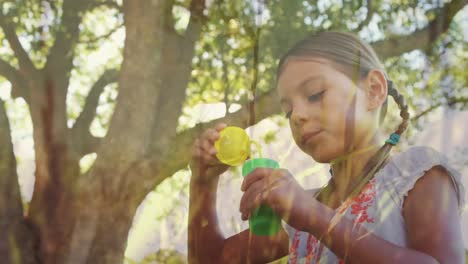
[
  {"xmin": 242, "ymin": 158, "xmax": 282, "ymax": 236},
  {"xmin": 214, "ymin": 126, "xmax": 281, "ymax": 236}
]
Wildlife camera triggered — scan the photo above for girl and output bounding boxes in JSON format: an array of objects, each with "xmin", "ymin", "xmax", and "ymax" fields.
[{"xmin": 188, "ymin": 31, "xmax": 465, "ymax": 263}]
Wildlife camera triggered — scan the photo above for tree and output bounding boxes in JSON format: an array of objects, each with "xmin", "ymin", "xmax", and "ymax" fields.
[{"xmin": 0, "ymin": 0, "xmax": 466, "ymax": 263}]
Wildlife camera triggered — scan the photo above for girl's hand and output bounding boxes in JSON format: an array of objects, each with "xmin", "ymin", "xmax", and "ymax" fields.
[
  {"xmin": 239, "ymin": 168, "xmax": 309, "ymax": 229},
  {"xmin": 189, "ymin": 123, "xmax": 230, "ymax": 183}
]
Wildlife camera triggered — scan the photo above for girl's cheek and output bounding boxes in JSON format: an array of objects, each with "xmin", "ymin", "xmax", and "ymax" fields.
[{"xmin": 291, "ymin": 130, "xmax": 300, "ymax": 145}]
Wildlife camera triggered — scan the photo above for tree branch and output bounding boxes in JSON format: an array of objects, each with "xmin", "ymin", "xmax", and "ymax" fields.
[
  {"xmin": 148, "ymin": 0, "xmax": 206, "ymax": 156},
  {"xmin": 44, "ymin": 0, "xmax": 92, "ymax": 88},
  {"xmin": 85, "ymin": 0, "xmax": 170, "ymax": 189},
  {"xmin": 89, "ymin": 0, "xmax": 123, "ymax": 12},
  {"xmin": 0, "ymin": 59, "xmax": 29, "ymax": 101},
  {"xmin": 412, "ymin": 96, "xmax": 468, "ymax": 122},
  {"xmin": 372, "ymin": 0, "xmax": 467, "ymax": 59},
  {"xmin": 27, "ymin": 0, "xmax": 94, "ymax": 178},
  {"xmin": 355, "ymin": 0, "xmax": 374, "ymax": 31},
  {"xmin": 25, "ymin": 0, "xmax": 94, "ymax": 170},
  {"xmin": 75, "ymin": 135, "xmax": 102, "ymax": 157},
  {"xmin": 79, "ymin": 22, "xmax": 124, "ymax": 44},
  {"xmin": 221, "ymin": 41, "xmax": 231, "ymax": 113},
  {"xmin": 0, "ymin": 99, "xmax": 27, "ymax": 262},
  {"xmin": 0, "ymin": 15, "xmax": 36, "ymax": 76},
  {"xmin": 72, "ymin": 69, "xmax": 118, "ymax": 137},
  {"xmin": 71, "ymin": 69, "xmax": 118, "ymax": 156},
  {"xmin": 185, "ymin": 0, "xmax": 206, "ymax": 41}
]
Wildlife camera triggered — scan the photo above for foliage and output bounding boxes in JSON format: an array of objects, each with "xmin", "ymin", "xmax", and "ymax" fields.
[{"xmin": 0, "ymin": 0, "xmax": 466, "ymax": 262}]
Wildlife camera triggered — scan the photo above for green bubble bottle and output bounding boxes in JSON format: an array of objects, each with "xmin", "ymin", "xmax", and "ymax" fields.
[{"xmin": 214, "ymin": 126, "xmax": 281, "ymax": 236}]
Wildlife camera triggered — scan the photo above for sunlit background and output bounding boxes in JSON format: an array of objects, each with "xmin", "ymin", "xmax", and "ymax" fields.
[{"xmin": 0, "ymin": 0, "xmax": 467, "ymax": 262}]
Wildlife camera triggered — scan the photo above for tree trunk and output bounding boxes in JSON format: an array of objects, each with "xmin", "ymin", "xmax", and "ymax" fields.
[
  {"xmin": 63, "ymin": 1, "xmax": 169, "ymax": 262},
  {"xmin": 85, "ymin": 201, "xmax": 140, "ymax": 263},
  {"xmin": 24, "ymin": 74, "xmax": 80, "ymax": 263},
  {"xmin": 0, "ymin": 0, "xmax": 466, "ymax": 262},
  {"xmin": 63, "ymin": 186, "xmax": 141, "ymax": 264},
  {"xmin": 0, "ymin": 99, "xmax": 38, "ymax": 263}
]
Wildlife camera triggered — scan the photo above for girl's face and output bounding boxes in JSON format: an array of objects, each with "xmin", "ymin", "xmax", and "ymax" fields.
[{"xmin": 277, "ymin": 57, "xmax": 380, "ymax": 163}]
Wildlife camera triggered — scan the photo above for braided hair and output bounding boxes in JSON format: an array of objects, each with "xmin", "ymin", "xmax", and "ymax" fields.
[{"xmin": 276, "ymin": 31, "xmax": 411, "ymax": 201}]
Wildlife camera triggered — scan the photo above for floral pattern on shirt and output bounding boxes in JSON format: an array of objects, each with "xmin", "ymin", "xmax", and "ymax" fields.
[
  {"xmin": 288, "ymin": 178, "xmax": 377, "ymax": 263},
  {"xmin": 340, "ymin": 178, "xmax": 377, "ymax": 224}
]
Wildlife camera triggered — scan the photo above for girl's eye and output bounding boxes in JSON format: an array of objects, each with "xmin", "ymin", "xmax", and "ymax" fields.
[
  {"xmin": 284, "ymin": 91, "xmax": 324, "ymax": 119},
  {"xmin": 308, "ymin": 90, "xmax": 325, "ymax": 102}
]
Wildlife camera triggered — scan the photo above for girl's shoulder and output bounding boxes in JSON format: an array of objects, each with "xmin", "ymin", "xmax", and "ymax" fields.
[
  {"xmin": 379, "ymin": 145, "xmax": 465, "ymax": 213},
  {"xmin": 390, "ymin": 145, "xmax": 451, "ymax": 167}
]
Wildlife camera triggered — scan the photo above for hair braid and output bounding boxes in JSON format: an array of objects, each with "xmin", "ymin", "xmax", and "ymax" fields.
[
  {"xmin": 387, "ymin": 81, "xmax": 410, "ymax": 135},
  {"xmin": 345, "ymin": 81, "xmax": 411, "ymax": 200}
]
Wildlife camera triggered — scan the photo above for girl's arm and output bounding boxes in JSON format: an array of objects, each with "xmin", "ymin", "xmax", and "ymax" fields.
[
  {"xmin": 188, "ymin": 178, "xmax": 224, "ymax": 263},
  {"xmin": 188, "ymin": 178, "xmax": 289, "ymax": 264},
  {"xmin": 303, "ymin": 166, "xmax": 464, "ymax": 264}
]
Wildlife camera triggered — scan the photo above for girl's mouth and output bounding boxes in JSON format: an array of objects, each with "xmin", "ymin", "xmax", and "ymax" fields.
[{"xmin": 301, "ymin": 130, "xmax": 322, "ymax": 145}]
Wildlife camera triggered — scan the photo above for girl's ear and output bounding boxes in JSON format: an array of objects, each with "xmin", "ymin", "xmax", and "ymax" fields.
[{"xmin": 365, "ymin": 70, "xmax": 388, "ymax": 111}]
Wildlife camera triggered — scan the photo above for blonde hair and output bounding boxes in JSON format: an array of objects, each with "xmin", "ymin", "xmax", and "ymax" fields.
[{"xmin": 277, "ymin": 31, "xmax": 410, "ymax": 200}]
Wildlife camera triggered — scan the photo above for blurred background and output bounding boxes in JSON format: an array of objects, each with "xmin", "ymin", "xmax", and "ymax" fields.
[{"xmin": 0, "ymin": 0, "xmax": 466, "ymax": 263}]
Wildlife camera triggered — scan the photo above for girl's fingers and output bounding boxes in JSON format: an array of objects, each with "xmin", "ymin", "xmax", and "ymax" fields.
[
  {"xmin": 192, "ymin": 139, "xmax": 203, "ymax": 158},
  {"xmin": 200, "ymin": 137, "xmax": 215, "ymax": 154},
  {"xmin": 201, "ymin": 129, "xmax": 219, "ymax": 152},
  {"xmin": 215, "ymin": 123, "xmax": 227, "ymax": 132},
  {"xmin": 201, "ymin": 152, "xmax": 212, "ymax": 164},
  {"xmin": 205, "ymin": 128, "xmax": 220, "ymax": 143},
  {"xmin": 202, "ymin": 128, "xmax": 219, "ymax": 141},
  {"xmin": 240, "ymin": 181, "xmax": 266, "ymax": 215},
  {"xmin": 199, "ymin": 140, "xmax": 222, "ymax": 166},
  {"xmin": 241, "ymin": 168, "xmax": 271, "ymax": 192},
  {"xmin": 190, "ymin": 124, "xmax": 230, "ymax": 168},
  {"xmin": 241, "ymin": 211, "xmax": 252, "ymax": 221},
  {"xmin": 252, "ymin": 188, "xmax": 270, "ymax": 211},
  {"xmin": 191, "ymin": 136, "xmax": 214, "ymax": 164},
  {"xmin": 199, "ymin": 124, "xmax": 228, "ymax": 157}
]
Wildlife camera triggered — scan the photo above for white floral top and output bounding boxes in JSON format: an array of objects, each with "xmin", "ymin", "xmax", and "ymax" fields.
[{"xmin": 282, "ymin": 146, "xmax": 466, "ymax": 264}]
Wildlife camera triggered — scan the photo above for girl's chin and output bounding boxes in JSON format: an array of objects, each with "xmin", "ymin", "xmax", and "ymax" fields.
[
  {"xmin": 310, "ymin": 153, "xmax": 333, "ymax": 164},
  {"xmin": 302, "ymin": 146, "xmax": 335, "ymax": 164}
]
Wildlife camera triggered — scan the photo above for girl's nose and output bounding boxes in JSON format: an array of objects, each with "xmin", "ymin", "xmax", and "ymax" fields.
[{"xmin": 290, "ymin": 107, "xmax": 309, "ymax": 126}]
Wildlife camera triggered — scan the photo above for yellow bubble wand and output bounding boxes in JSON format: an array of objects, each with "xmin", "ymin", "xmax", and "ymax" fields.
[{"xmin": 214, "ymin": 126, "xmax": 263, "ymax": 166}]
